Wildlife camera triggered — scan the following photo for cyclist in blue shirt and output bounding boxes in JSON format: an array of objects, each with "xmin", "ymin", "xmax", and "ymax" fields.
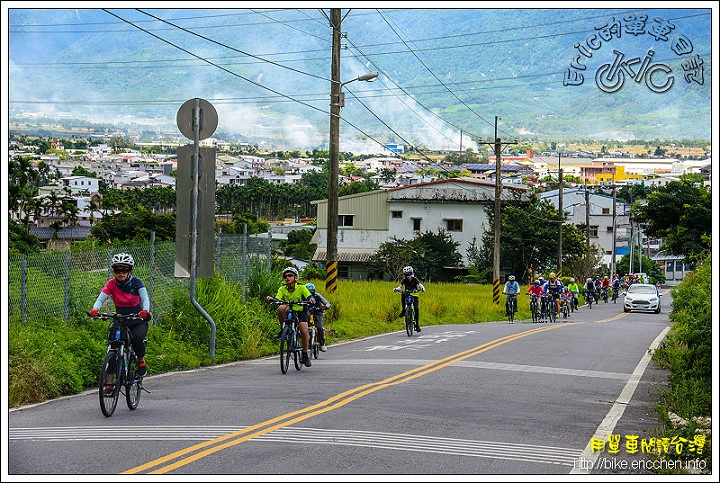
[{"xmin": 502, "ymin": 275, "xmax": 520, "ymax": 316}]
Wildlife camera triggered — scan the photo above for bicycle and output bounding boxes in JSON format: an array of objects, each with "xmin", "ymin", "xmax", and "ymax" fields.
[
  {"xmin": 269, "ymin": 299, "xmax": 311, "ymax": 374},
  {"xmin": 396, "ymin": 289, "xmax": 419, "ymax": 336},
  {"xmin": 308, "ymin": 306, "xmax": 320, "ymax": 360},
  {"xmin": 611, "ymin": 286, "xmax": 620, "ymax": 304},
  {"xmin": 560, "ymin": 296, "xmax": 571, "ymax": 320},
  {"xmin": 88, "ymin": 312, "xmax": 148, "ymax": 417},
  {"xmin": 504, "ymin": 293, "xmax": 518, "ymax": 323},
  {"xmin": 546, "ymin": 292, "xmax": 558, "ymax": 323},
  {"xmin": 585, "ymin": 290, "xmax": 594, "ymax": 309},
  {"xmin": 528, "ymin": 294, "xmax": 541, "ymax": 323}
]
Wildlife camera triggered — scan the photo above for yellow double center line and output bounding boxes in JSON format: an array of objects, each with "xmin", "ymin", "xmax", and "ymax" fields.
[{"xmin": 126, "ymin": 323, "xmax": 569, "ymax": 474}]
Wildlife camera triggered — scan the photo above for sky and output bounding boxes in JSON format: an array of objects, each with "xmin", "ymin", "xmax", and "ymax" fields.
[{"xmin": 4, "ymin": 3, "xmax": 718, "ymax": 153}]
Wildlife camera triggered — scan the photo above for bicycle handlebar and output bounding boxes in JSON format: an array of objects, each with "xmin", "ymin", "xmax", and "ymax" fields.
[
  {"xmin": 87, "ymin": 312, "xmax": 144, "ymax": 323},
  {"xmin": 268, "ymin": 299, "xmax": 312, "ymax": 307}
]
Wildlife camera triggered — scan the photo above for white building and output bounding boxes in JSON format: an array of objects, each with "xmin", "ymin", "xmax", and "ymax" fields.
[
  {"xmin": 310, "ymin": 178, "xmax": 531, "ymax": 280},
  {"xmin": 540, "ymin": 188, "xmax": 631, "ymax": 272}
]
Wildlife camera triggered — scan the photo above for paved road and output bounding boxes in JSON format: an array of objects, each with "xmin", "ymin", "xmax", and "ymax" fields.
[{"xmin": 7, "ymin": 295, "xmax": 673, "ymax": 478}]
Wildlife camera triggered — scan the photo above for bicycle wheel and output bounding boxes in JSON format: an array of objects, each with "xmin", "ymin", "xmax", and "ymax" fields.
[
  {"xmin": 548, "ymin": 298, "xmax": 556, "ymax": 323},
  {"xmin": 405, "ymin": 306, "xmax": 414, "ymax": 336},
  {"xmin": 310, "ymin": 326, "xmax": 319, "ymax": 359},
  {"xmin": 125, "ymin": 350, "xmax": 142, "ymax": 410},
  {"xmin": 530, "ymin": 299, "xmax": 538, "ymax": 323},
  {"xmin": 99, "ymin": 350, "xmax": 121, "ymax": 417},
  {"xmin": 293, "ymin": 328, "xmax": 302, "ymax": 371},
  {"xmin": 587, "ymin": 294, "xmax": 593, "ymax": 308},
  {"xmin": 279, "ymin": 326, "xmax": 291, "ymax": 374}
]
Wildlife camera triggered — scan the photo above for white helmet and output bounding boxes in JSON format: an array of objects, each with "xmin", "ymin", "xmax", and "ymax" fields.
[
  {"xmin": 111, "ymin": 253, "xmax": 135, "ymax": 268},
  {"xmin": 403, "ymin": 266, "xmax": 414, "ymax": 276},
  {"xmin": 570, "ymin": 278, "xmax": 575, "ymax": 282},
  {"xmin": 282, "ymin": 267, "xmax": 298, "ymax": 278},
  {"xmin": 508, "ymin": 275, "xmax": 515, "ymax": 281}
]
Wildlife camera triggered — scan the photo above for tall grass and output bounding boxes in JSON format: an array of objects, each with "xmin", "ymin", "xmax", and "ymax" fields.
[{"xmin": 318, "ymin": 281, "xmax": 530, "ymax": 342}]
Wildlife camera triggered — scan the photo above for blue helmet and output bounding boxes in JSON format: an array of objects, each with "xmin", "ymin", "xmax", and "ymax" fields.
[{"xmin": 305, "ymin": 283, "xmax": 315, "ymax": 294}]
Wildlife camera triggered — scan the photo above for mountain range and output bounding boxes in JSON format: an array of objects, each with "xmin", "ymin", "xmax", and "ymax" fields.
[{"xmin": 6, "ymin": 6, "xmax": 714, "ymax": 152}]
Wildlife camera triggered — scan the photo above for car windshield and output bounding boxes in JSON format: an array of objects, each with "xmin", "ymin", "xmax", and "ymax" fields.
[{"xmin": 628, "ymin": 285, "xmax": 657, "ymax": 294}]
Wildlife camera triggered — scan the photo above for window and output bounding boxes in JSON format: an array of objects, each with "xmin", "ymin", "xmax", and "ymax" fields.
[
  {"xmin": 666, "ymin": 261, "xmax": 674, "ymax": 272},
  {"xmin": 338, "ymin": 214, "xmax": 354, "ymax": 227},
  {"xmin": 606, "ymin": 226, "xmax": 614, "ymax": 233},
  {"xmin": 602, "ymin": 207, "xmax": 610, "ymax": 215},
  {"xmin": 446, "ymin": 219, "xmax": 463, "ymax": 232},
  {"xmin": 413, "ymin": 218, "xmax": 421, "ymax": 231},
  {"xmin": 588, "ymin": 225, "xmax": 598, "ymax": 238},
  {"xmin": 391, "ymin": 211, "xmax": 403, "ymax": 218},
  {"xmin": 338, "ymin": 265, "xmax": 349, "ymax": 279},
  {"xmin": 675, "ymin": 261, "xmax": 683, "ymax": 272}
]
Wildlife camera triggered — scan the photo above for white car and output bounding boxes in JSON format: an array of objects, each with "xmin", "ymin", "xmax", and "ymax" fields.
[{"xmin": 623, "ymin": 283, "xmax": 662, "ymax": 314}]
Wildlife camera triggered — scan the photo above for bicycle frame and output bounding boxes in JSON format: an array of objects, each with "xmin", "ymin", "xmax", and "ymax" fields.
[
  {"xmin": 90, "ymin": 312, "xmax": 146, "ymax": 417},
  {"xmin": 270, "ymin": 299, "xmax": 311, "ymax": 373},
  {"xmin": 401, "ymin": 290, "xmax": 418, "ymax": 336}
]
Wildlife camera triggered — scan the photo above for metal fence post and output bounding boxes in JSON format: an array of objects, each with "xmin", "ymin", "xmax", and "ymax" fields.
[
  {"xmin": 64, "ymin": 251, "xmax": 71, "ymax": 321},
  {"xmin": 21, "ymin": 256, "xmax": 27, "ymax": 325},
  {"xmin": 150, "ymin": 231, "xmax": 156, "ymax": 318}
]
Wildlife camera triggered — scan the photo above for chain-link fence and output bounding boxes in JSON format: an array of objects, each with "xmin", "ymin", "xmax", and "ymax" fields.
[{"xmin": 8, "ymin": 232, "xmax": 274, "ymax": 325}]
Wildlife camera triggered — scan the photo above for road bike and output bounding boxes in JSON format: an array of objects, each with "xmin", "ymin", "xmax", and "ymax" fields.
[
  {"xmin": 308, "ymin": 306, "xmax": 320, "ymax": 360},
  {"xmin": 560, "ymin": 296, "xmax": 571, "ymax": 320},
  {"xmin": 528, "ymin": 294, "xmax": 541, "ymax": 323},
  {"xmin": 546, "ymin": 293, "xmax": 558, "ymax": 323},
  {"xmin": 396, "ymin": 289, "xmax": 419, "ymax": 336},
  {"xmin": 269, "ymin": 299, "xmax": 311, "ymax": 374},
  {"xmin": 505, "ymin": 293, "xmax": 518, "ymax": 323},
  {"xmin": 89, "ymin": 312, "xmax": 148, "ymax": 417},
  {"xmin": 585, "ymin": 290, "xmax": 594, "ymax": 309}
]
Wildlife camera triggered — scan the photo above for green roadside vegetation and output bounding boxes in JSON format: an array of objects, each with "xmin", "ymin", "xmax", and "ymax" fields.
[{"xmin": 8, "ymin": 251, "xmax": 711, "ymax": 474}]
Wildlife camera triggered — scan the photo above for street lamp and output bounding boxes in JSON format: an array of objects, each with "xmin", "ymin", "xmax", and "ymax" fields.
[{"xmin": 326, "ymin": 68, "xmax": 378, "ymax": 293}]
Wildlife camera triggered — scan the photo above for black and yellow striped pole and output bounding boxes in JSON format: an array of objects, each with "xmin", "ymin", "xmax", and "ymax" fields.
[
  {"xmin": 325, "ymin": 260, "xmax": 338, "ymax": 294},
  {"xmin": 493, "ymin": 278, "xmax": 501, "ymax": 305}
]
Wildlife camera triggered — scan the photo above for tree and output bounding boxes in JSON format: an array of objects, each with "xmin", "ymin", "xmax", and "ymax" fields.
[
  {"xmin": 477, "ymin": 196, "xmax": 588, "ymax": 283},
  {"xmin": 615, "ymin": 253, "xmax": 665, "ymax": 284},
  {"xmin": 366, "ymin": 229, "xmax": 462, "ymax": 282},
  {"xmin": 277, "ymin": 228, "xmax": 316, "ymax": 260},
  {"xmin": 9, "ymin": 219, "xmax": 40, "ymax": 254},
  {"xmin": 632, "ymin": 175, "xmax": 711, "ymax": 268}
]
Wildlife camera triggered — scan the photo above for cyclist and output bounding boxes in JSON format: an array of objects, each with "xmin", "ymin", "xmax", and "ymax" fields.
[
  {"xmin": 567, "ymin": 278, "xmax": 581, "ymax": 310},
  {"xmin": 89, "ymin": 253, "xmax": 151, "ymax": 390},
  {"xmin": 266, "ymin": 267, "xmax": 316, "ymax": 367},
  {"xmin": 543, "ymin": 272, "xmax": 563, "ymax": 315},
  {"xmin": 394, "ymin": 266, "xmax": 425, "ymax": 332},
  {"xmin": 526, "ymin": 279, "xmax": 545, "ymax": 319},
  {"xmin": 305, "ymin": 282, "xmax": 330, "ymax": 352},
  {"xmin": 584, "ymin": 277, "xmax": 596, "ymax": 305},
  {"xmin": 600, "ymin": 275, "xmax": 611, "ymax": 300},
  {"xmin": 502, "ymin": 275, "xmax": 521, "ymax": 317},
  {"xmin": 611, "ymin": 274, "xmax": 622, "ymax": 300}
]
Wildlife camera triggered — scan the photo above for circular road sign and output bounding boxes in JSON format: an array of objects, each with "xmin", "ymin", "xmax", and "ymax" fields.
[{"xmin": 176, "ymin": 98, "xmax": 218, "ymax": 140}]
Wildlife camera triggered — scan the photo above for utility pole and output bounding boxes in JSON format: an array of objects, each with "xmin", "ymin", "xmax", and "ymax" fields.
[
  {"xmin": 479, "ymin": 116, "xmax": 517, "ymax": 306},
  {"xmin": 326, "ymin": 8, "xmax": 341, "ymax": 293},
  {"xmin": 585, "ymin": 180, "xmax": 591, "ymax": 272},
  {"xmin": 557, "ymin": 152, "xmax": 563, "ymax": 278},
  {"xmin": 611, "ymin": 183, "xmax": 617, "ymax": 277}
]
